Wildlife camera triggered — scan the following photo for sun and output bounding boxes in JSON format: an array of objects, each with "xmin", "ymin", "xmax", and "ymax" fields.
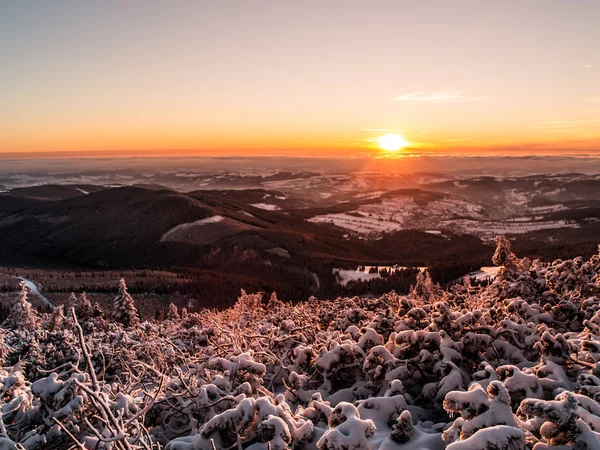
[{"xmin": 378, "ymin": 134, "xmax": 408, "ymax": 152}]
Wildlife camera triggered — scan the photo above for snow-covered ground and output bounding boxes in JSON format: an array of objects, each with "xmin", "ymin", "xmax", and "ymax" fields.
[
  {"xmin": 308, "ymin": 195, "xmax": 487, "ymax": 238},
  {"xmin": 336, "ymin": 265, "xmax": 500, "ymax": 286},
  {"xmin": 334, "ymin": 266, "xmax": 427, "ymax": 286},
  {"xmin": 310, "ymin": 214, "xmax": 404, "ymax": 235},
  {"xmin": 354, "ymin": 190, "xmax": 386, "ymax": 199},
  {"xmin": 467, "ymin": 266, "xmax": 501, "ymax": 281},
  {"xmin": 334, "ymin": 268, "xmax": 384, "ymax": 286},
  {"xmin": 308, "ymin": 191, "xmax": 579, "ymax": 241},
  {"xmin": 250, "ymin": 203, "xmax": 281, "ymax": 211},
  {"xmin": 160, "ymin": 215, "xmax": 224, "ymax": 241}
]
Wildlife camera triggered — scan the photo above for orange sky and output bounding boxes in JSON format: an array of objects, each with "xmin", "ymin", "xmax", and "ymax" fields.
[{"xmin": 1, "ymin": 1, "xmax": 599, "ymax": 157}]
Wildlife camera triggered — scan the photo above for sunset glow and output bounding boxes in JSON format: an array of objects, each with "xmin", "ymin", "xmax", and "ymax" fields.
[
  {"xmin": 378, "ymin": 134, "xmax": 408, "ymax": 152},
  {"xmin": 1, "ymin": 1, "xmax": 599, "ymax": 158}
]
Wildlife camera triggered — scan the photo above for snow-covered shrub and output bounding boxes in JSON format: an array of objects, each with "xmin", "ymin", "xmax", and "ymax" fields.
[
  {"xmin": 2, "ymin": 238, "xmax": 600, "ymax": 448},
  {"xmin": 317, "ymin": 402, "xmax": 376, "ymax": 450}
]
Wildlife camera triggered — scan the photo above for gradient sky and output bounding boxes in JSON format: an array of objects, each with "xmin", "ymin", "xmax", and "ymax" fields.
[{"xmin": 1, "ymin": 0, "xmax": 599, "ymax": 157}]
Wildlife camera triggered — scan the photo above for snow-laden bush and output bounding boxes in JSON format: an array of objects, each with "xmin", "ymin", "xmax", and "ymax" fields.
[{"xmin": 3, "ymin": 239, "xmax": 600, "ymax": 448}]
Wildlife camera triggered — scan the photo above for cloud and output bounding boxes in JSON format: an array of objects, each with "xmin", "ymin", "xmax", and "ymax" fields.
[
  {"xmin": 392, "ymin": 90, "xmax": 488, "ymax": 104},
  {"xmin": 585, "ymin": 65, "xmax": 593, "ymax": 68}
]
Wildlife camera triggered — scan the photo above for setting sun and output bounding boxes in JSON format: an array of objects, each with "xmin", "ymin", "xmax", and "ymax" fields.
[{"xmin": 378, "ymin": 134, "xmax": 408, "ymax": 152}]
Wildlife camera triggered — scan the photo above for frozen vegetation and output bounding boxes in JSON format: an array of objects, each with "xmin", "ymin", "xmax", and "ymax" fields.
[{"xmin": 4, "ymin": 238, "xmax": 600, "ymax": 448}]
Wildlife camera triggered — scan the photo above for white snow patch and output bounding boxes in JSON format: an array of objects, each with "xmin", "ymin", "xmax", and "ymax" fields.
[
  {"xmin": 334, "ymin": 266, "xmax": 427, "ymax": 286},
  {"xmin": 354, "ymin": 191, "xmax": 385, "ymax": 199},
  {"xmin": 334, "ymin": 269, "xmax": 382, "ymax": 286},
  {"xmin": 309, "ymin": 214, "xmax": 403, "ymax": 235},
  {"xmin": 251, "ymin": 203, "xmax": 281, "ymax": 211},
  {"xmin": 161, "ymin": 215, "xmax": 224, "ymax": 241},
  {"xmin": 467, "ymin": 266, "xmax": 501, "ymax": 281},
  {"xmin": 308, "ymin": 196, "xmax": 485, "ymax": 238}
]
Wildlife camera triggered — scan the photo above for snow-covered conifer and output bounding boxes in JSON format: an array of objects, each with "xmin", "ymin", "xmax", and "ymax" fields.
[
  {"xmin": 167, "ymin": 302, "xmax": 180, "ymax": 320},
  {"xmin": 3, "ymin": 282, "xmax": 39, "ymax": 331},
  {"xmin": 111, "ymin": 278, "xmax": 140, "ymax": 328}
]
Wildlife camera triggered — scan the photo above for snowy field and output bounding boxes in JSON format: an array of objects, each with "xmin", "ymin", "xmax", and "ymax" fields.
[
  {"xmin": 309, "ymin": 195, "xmax": 487, "ymax": 238},
  {"xmin": 467, "ymin": 266, "xmax": 501, "ymax": 280},
  {"xmin": 310, "ymin": 214, "xmax": 404, "ymax": 235},
  {"xmin": 335, "ymin": 265, "xmax": 499, "ymax": 286},
  {"xmin": 308, "ymin": 193, "xmax": 580, "ymax": 241},
  {"xmin": 334, "ymin": 266, "xmax": 427, "ymax": 286},
  {"xmin": 334, "ymin": 268, "xmax": 386, "ymax": 286}
]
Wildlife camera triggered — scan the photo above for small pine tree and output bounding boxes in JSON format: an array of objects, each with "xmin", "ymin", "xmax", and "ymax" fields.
[
  {"xmin": 492, "ymin": 236, "xmax": 519, "ymax": 272},
  {"xmin": 67, "ymin": 292, "xmax": 77, "ymax": 306},
  {"xmin": 411, "ymin": 270, "xmax": 440, "ymax": 302},
  {"xmin": 3, "ymin": 282, "xmax": 39, "ymax": 331},
  {"xmin": 49, "ymin": 304, "xmax": 65, "ymax": 332},
  {"xmin": 267, "ymin": 291, "xmax": 284, "ymax": 310},
  {"xmin": 74, "ymin": 292, "xmax": 93, "ymax": 320},
  {"xmin": 111, "ymin": 278, "xmax": 140, "ymax": 328},
  {"xmin": 167, "ymin": 302, "xmax": 180, "ymax": 321}
]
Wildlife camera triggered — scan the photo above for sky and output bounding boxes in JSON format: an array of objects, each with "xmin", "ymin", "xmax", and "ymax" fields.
[{"xmin": 1, "ymin": 0, "xmax": 599, "ymax": 157}]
